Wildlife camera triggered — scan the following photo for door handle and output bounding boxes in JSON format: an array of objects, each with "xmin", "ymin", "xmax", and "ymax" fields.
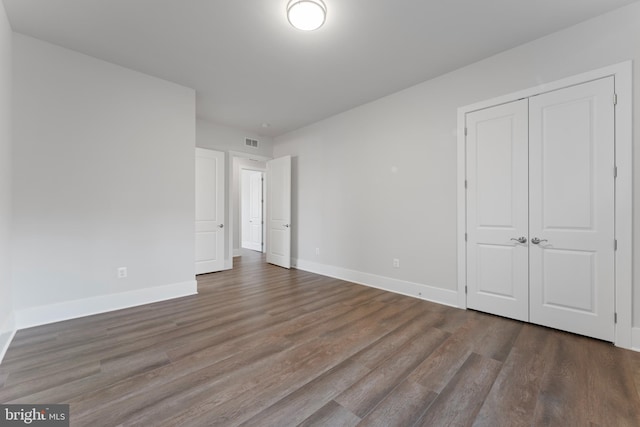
[
  {"xmin": 531, "ymin": 237, "xmax": 547, "ymax": 244},
  {"xmin": 510, "ymin": 237, "xmax": 527, "ymax": 244},
  {"xmin": 283, "ymin": 224, "xmax": 290, "ymax": 228},
  {"xmin": 218, "ymin": 224, "xmax": 224, "ymax": 228}
]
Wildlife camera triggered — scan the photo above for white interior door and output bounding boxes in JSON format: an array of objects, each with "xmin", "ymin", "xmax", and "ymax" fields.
[
  {"xmin": 249, "ymin": 171, "xmax": 264, "ymax": 251},
  {"xmin": 466, "ymin": 99, "xmax": 529, "ymax": 321},
  {"xmin": 195, "ymin": 148, "xmax": 225, "ymax": 274},
  {"xmin": 241, "ymin": 169, "xmax": 263, "ymax": 252},
  {"xmin": 266, "ymin": 156, "xmax": 291, "ymax": 268},
  {"xmin": 529, "ymin": 77, "xmax": 615, "ymax": 341}
]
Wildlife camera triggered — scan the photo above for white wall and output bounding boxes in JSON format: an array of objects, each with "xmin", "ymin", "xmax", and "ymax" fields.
[
  {"xmin": 0, "ymin": 0, "xmax": 14, "ymax": 360},
  {"xmin": 196, "ymin": 119, "xmax": 273, "ymax": 262},
  {"xmin": 12, "ymin": 34, "xmax": 197, "ymax": 328},
  {"xmin": 274, "ymin": 3, "xmax": 640, "ymax": 317}
]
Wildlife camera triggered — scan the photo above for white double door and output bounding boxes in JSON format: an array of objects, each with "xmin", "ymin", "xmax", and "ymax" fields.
[{"xmin": 466, "ymin": 77, "xmax": 615, "ymax": 341}]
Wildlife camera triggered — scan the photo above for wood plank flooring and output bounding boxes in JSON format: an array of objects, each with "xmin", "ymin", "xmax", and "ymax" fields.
[{"xmin": 2, "ymin": 250, "xmax": 640, "ymax": 426}]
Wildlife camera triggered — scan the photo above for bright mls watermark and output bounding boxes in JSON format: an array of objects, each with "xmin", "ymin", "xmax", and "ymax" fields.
[{"xmin": 0, "ymin": 405, "xmax": 69, "ymax": 426}]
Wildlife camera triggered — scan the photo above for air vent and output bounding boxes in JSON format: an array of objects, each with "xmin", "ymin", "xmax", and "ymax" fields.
[{"xmin": 245, "ymin": 138, "xmax": 259, "ymax": 148}]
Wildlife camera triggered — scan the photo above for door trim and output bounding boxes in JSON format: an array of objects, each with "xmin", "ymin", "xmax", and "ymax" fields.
[{"xmin": 456, "ymin": 61, "xmax": 633, "ymax": 349}]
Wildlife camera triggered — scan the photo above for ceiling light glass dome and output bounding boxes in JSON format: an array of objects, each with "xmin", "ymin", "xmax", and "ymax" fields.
[{"xmin": 287, "ymin": 0, "xmax": 327, "ymax": 31}]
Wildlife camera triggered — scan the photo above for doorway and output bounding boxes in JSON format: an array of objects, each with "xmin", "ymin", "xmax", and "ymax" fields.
[
  {"xmin": 240, "ymin": 169, "xmax": 264, "ymax": 253},
  {"xmin": 230, "ymin": 153, "xmax": 292, "ymax": 269},
  {"xmin": 231, "ymin": 155, "xmax": 267, "ymax": 259}
]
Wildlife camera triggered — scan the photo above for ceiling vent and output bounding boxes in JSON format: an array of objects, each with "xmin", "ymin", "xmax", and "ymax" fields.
[{"xmin": 245, "ymin": 138, "xmax": 259, "ymax": 148}]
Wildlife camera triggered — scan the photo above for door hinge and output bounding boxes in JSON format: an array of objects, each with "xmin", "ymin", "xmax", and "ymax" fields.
[
  {"xmin": 464, "ymin": 127, "xmax": 468, "ymax": 136},
  {"xmin": 614, "ymin": 239, "xmax": 618, "ymax": 251},
  {"xmin": 465, "ymin": 233, "xmax": 468, "ymax": 242},
  {"xmin": 614, "ymin": 312, "xmax": 618, "ymax": 324},
  {"xmin": 613, "ymin": 93, "xmax": 618, "ymax": 106},
  {"xmin": 464, "ymin": 180, "xmax": 468, "ymax": 189},
  {"xmin": 465, "ymin": 285, "xmax": 468, "ymax": 294},
  {"xmin": 614, "ymin": 166, "xmax": 618, "ymax": 178}
]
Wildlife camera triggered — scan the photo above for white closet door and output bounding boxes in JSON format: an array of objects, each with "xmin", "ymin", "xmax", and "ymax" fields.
[
  {"xmin": 466, "ymin": 99, "xmax": 529, "ymax": 321},
  {"xmin": 195, "ymin": 148, "xmax": 225, "ymax": 274},
  {"xmin": 529, "ymin": 77, "xmax": 615, "ymax": 341}
]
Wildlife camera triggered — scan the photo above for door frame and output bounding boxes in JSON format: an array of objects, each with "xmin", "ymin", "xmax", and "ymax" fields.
[
  {"xmin": 229, "ymin": 151, "xmax": 271, "ymax": 264},
  {"xmin": 456, "ymin": 61, "xmax": 632, "ymax": 349}
]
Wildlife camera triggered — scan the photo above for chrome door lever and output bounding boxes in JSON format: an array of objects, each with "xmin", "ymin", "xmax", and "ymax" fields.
[
  {"xmin": 510, "ymin": 237, "xmax": 527, "ymax": 244},
  {"xmin": 531, "ymin": 237, "xmax": 547, "ymax": 244}
]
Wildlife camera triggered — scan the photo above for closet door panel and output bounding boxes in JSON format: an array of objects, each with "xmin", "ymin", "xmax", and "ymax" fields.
[
  {"xmin": 466, "ymin": 99, "xmax": 529, "ymax": 321},
  {"xmin": 529, "ymin": 77, "xmax": 615, "ymax": 341}
]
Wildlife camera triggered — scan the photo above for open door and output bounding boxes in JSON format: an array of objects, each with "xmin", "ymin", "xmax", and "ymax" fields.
[
  {"xmin": 266, "ymin": 156, "xmax": 291, "ymax": 268},
  {"xmin": 195, "ymin": 148, "xmax": 225, "ymax": 274}
]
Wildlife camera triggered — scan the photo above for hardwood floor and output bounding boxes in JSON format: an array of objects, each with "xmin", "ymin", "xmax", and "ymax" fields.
[{"xmin": 2, "ymin": 250, "xmax": 640, "ymax": 426}]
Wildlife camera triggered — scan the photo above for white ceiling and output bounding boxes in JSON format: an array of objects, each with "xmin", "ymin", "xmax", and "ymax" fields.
[{"xmin": 3, "ymin": 0, "xmax": 637, "ymax": 137}]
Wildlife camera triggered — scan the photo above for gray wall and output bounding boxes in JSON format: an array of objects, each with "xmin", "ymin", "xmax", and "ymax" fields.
[
  {"xmin": 12, "ymin": 34, "xmax": 196, "ymax": 314},
  {"xmin": 274, "ymin": 2, "xmax": 640, "ymax": 322}
]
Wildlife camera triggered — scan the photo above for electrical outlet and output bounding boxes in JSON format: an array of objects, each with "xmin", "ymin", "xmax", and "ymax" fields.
[
  {"xmin": 315, "ymin": 248, "xmax": 320, "ymax": 255},
  {"xmin": 393, "ymin": 258, "xmax": 400, "ymax": 268},
  {"xmin": 117, "ymin": 267, "xmax": 127, "ymax": 279}
]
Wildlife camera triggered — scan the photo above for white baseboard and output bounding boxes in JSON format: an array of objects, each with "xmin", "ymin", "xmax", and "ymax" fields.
[
  {"xmin": 632, "ymin": 327, "xmax": 640, "ymax": 351},
  {"xmin": 292, "ymin": 258, "xmax": 459, "ymax": 308},
  {"xmin": 233, "ymin": 249, "xmax": 242, "ymax": 257},
  {"xmin": 14, "ymin": 280, "xmax": 198, "ymax": 330},
  {"xmin": 0, "ymin": 313, "xmax": 16, "ymax": 365}
]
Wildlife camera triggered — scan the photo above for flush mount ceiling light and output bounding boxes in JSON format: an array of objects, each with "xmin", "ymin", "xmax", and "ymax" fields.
[{"xmin": 287, "ymin": 0, "xmax": 327, "ymax": 31}]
